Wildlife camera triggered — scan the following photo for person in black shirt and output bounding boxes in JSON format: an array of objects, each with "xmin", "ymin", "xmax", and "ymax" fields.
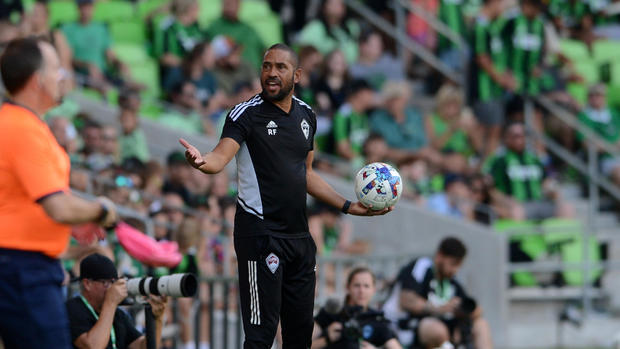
[
  {"xmin": 383, "ymin": 238, "xmax": 493, "ymax": 349},
  {"xmin": 312, "ymin": 267, "xmax": 402, "ymax": 349},
  {"xmin": 66, "ymin": 253, "xmax": 168, "ymax": 349},
  {"xmin": 179, "ymin": 43, "xmax": 392, "ymax": 349}
]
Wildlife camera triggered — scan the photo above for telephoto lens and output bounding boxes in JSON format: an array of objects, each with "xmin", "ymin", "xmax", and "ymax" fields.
[{"xmin": 127, "ymin": 273, "xmax": 198, "ymax": 298}]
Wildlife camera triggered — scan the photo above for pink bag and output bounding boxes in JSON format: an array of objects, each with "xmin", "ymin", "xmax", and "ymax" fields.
[{"xmin": 115, "ymin": 221, "xmax": 183, "ymax": 268}]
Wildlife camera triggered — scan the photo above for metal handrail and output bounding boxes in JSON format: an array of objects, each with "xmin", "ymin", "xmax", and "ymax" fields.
[
  {"xmin": 394, "ymin": 0, "xmax": 467, "ymax": 49},
  {"xmin": 344, "ymin": 0, "xmax": 461, "ymax": 84}
]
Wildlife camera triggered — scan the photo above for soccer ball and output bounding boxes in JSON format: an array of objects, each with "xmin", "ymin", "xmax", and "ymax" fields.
[{"xmin": 354, "ymin": 162, "xmax": 403, "ymax": 210}]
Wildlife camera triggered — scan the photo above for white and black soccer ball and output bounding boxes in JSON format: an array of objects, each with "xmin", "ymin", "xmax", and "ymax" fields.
[{"xmin": 354, "ymin": 162, "xmax": 403, "ymax": 210}]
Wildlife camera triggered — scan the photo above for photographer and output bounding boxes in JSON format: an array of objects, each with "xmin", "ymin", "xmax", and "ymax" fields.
[
  {"xmin": 312, "ymin": 267, "xmax": 402, "ymax": 349},
  {"xmin": 383, "ymin": 237, "xmax": 493, "ymax": 349},
  {"xmin": 66, "ymin": 253, "xmax": 168, "ymax": 349}
]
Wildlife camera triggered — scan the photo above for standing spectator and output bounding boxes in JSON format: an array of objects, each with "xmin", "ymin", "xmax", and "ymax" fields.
[
  {"xmin": 350, "ymin": 28, "xmax": 406, "ymax": 90},
  {"xmin": 0, "ymin": 37, "xmax": 117, "ymax": 349},
  {"xmin": 211, "ymin": 35, "xmax": 260, "ymax": 97},
  {"xmin": 62, "ymin": 0, "xmax": 130, "ymax": 95},
  {"xmin": 471, "ymin": 0, "xmax": 516, "ymax": 157},
  {"xmin": 503, "ymin": 0, "xmax": 546, "ymax": 105},
  {"xmin": 486, "ymin": 122, "xmax": 573, "ymax": 220},
  {"xmin": 118, "ymin": 90, "xmax": 150, "ymax": 163},
  {"xmin": 26, "ymin": 0, "xmax": 75, "ymax": 93},
  {"xmin": 297, "ymin": 0, "xmax": 360, "ymax": 64},
  {"xmin": 577, "ymin": 84, "xmax": 620, "ymax": 186},
  {"xmin": 332, "ymin": 79, "xmax": 375, "ymax": 165},
  {"xmin": 437, "ymin": 0, "xmax": 469, "ymax": 72},
  {"xmin": 155, "ymin": 0, "xmax": 203, "ymax": 80},
  {"xmin": 313, "ymin": 49, "xmax": 351, "ymax": 116},
  {"xmin": 206, "ymin": 0, "xmax": 266, "ymax": 70}
]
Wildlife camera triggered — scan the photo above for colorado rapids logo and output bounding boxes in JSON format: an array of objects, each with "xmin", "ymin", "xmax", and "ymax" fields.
[
  {"xmin": 301, "ymin": 119, "xmax": 310, "ymax": 140},
  {"xmin": 266, "ymin": 253, "xmax": 279, "ymax": 274}
]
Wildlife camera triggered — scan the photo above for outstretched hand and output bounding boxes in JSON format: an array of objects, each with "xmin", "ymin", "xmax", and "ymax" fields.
[
  {"xmin": 179, "ymin": 138, "xmax": 205, "ymax": 169},
  {"xmin": 347, "ymin": 201, "xmax": 393, "ymax": 216}
]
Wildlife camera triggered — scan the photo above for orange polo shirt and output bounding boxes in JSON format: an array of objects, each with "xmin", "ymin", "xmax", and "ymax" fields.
[{"xmin": 0, "ymin": 102, "xmax": 71, "ymax": 257}]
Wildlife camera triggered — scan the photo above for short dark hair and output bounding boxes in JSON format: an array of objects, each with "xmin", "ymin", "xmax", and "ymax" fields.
[
  {"xmin": 437, "ymin": 237, "xmax": 467, "ymax": 260},
  {"xmin": 502, "ymin": 121, "xmax": 524, "ymax": 136},
  {"xmin": 265, "ymin": 43, "xmax": 299, "ymax": 68},
  {"xmin": 0, "ymin": 37, "xmax": 44, "ymax": 95},
  {"xmin": 118, "ymin": 88, "xmax": 141, "ymax": 109}
]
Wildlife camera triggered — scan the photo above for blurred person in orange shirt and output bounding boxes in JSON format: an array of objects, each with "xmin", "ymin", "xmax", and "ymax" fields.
[{"xmin": 0, "ymin": 37, "xmax": 118, "ymax": 349}]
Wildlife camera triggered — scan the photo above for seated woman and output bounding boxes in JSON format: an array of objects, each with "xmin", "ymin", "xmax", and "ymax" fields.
[{"xmin": 312, "ymin": 267, "xmax": 402, "ymax": 349}]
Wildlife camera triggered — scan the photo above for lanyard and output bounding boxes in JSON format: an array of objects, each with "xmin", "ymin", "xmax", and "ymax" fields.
[{"xmin": 80, "ymin": 295, "xmax": 117, "ymax": 349}]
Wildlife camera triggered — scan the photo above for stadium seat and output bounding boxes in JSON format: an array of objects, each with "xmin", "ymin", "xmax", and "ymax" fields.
[
  {"xmin": 129, "ymin": 59, "xmax": 160, "ymax": 98},
  {"xmin": 567, "ymin": 83, "xmax": 587, "ymax": 106},
  {"xmin": 137, "ymin": 0, "xmax": 169, "ymax": 19},
  {"xmin": 592, "ymin": 40, "xmax": 620, "ymax": 64},
  {"xmin": 110, "ymin": 21, "xmax": 146, "ymax": 45},
  {"xmin": 559, "ymin": 39, "xmax": 590, "ymax": 61},
  {"xmin": 112, "ymin": 43, "xmax": 150, "ymax": 64},
  {"xmin": 239, "ymin": 0, "xmax": 273, "ymax": 21},
  {"xmin": 573, "ymin": 61, "xmax": 600, "ymax": 84},
  {"xmin": 540, "ymin": 218, "xmax": 602, "ymax": 286},
  {"xmin": 611, "ymin": 62, "xmax": 620, "ymax": 86},
  {"xmin": 246, "ymin": 14, "xmax": 284, "ymax": 46},
  {"xmin": 139, "ymin": 99, "xmax": 164, "ymax": 119},
  {"xmin": 93, "ymin": 1, "xmax": 135, "ymax": 23},
  {"xmin": 494, "ymin": 219, "xmax": 544, "ymax": 287},
  {"xmin": 608, "ymin": 85, "xmax": 620, "ymax": 108},
  {"xmin": 48, "ymin": 1, "xmax": 79, "ymax": 28},
  {"xmin": 198, "ymin": 0, "xmax": 221, "ymax": 27}
]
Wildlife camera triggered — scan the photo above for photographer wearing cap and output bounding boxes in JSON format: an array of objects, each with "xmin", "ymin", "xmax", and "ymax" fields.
[
  {"xmin": 383, "ymin": 237, "xmax": 493, "ymax": 349},
  {"xmin": 312, "ymin": 267, "xmax": 402, "ymax": 349},
  {"xmin": 66, "ymin": 254, "xmax": 168, "ymax": 349}
]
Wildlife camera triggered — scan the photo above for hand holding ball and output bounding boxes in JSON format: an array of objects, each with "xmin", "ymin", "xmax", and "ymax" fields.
[{"xmin": 354, "ymin": 162, "xmax": 402, "ymax": 210}]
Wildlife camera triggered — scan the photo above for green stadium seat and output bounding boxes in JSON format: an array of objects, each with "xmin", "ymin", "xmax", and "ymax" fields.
[
  {"xmin": 540, "ymin": 218, "xmax": 602, "ymax": 286},
  {"xmin": 611, "ymin": 62, "xmax": 620, "ymax": 86},
  {"xmin": 574, "ymin": 61, "xmax": 600, "ymax": 84},
  {"xmin": 137, "ymin": 0, "xmax": 169, "ymax": 19},
  {"xmin": 567, "ymin": 83, "xmax": 588, "ymax": 106},
  {"xmin": 246, "ymin": 14, "xmax": 283, "ymax": 46},
  {"xmin": 48, "ymin": 1, "xmax": 79, "ymax": 28},
  {"xmin": 129, "ymin": 59, "xmax": 160, "ymax": 98},
  {"xmin": 93, "ymin": 1, "xmax": 135, "ymax": 23},
  {"xmin": 239, "ymin": 0, "xmax": 272, "ymax": 21},
  {"xmin": 608, "ymin": 85, "xmax": 620, "ymax": 109},
  {"xmin": 112, "ymin": 43, "xmax": 149, "ymax": 64},
  {"xmin": 494, "ymin": 219, "xmax": 545, "ymax": 287},
  {"xmin": 139, "ymin": 99, "xmax": 164, "ymax": 119},
  {"xmin": 592, "ymin": 40, "xmax": 620, "ymax": 64},
  {"xmin": 198, "ymin": 0, "xmax": 221, "ymax": 27},
  {"xmin": 559, "ymin": 39, "xmax": 590, "ymax": 61},
  {"xmin": 110, "ymin": 21, "xmax": 146, "ymax": 44}
]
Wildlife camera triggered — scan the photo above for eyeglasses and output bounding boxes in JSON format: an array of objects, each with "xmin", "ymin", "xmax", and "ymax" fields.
[{"xmin": 91, "ymin": 278, "xmax": 117, "ymax": 287}]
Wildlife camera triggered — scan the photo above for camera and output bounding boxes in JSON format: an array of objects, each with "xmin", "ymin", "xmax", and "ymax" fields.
[
  {"xmin": 127, "ymin": 273, "xmax": 198, "ymax": 298},
  {"xmin": 341, "ymin": 305, "xmax": 388, "ymax": 341}
]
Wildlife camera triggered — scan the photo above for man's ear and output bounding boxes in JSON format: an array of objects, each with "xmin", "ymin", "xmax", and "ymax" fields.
[{"xmin": 294, "ymin": 67, "xmax": 302, "ymax": 84}]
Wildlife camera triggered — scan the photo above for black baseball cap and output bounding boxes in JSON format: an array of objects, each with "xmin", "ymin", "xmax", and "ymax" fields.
[{"xmin": 79, "ymin": 253, "xmax": 118, "ymax": 280}]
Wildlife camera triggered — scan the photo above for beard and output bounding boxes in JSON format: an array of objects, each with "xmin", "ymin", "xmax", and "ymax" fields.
[{"xmin": 262, "ymin": 76, "xmax": 295, "ymax": 102}]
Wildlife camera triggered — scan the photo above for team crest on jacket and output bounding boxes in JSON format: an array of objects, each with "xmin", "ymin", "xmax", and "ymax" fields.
[
  {"xmin": 300, "ymin": 119, "xmax": 310, "ymax": 140},
  {"xmin": 266, "ymin": 253, "xmax": 279, "ymax": 274}
]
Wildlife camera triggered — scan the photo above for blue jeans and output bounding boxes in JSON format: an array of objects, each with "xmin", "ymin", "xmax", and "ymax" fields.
[{"xmin": 0, "ymin": 248, "xmax": 71, "ymax": 349}]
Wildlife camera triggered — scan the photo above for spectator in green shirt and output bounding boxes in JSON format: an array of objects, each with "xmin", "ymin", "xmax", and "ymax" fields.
[
  {"xmin": 206, "ymin": 0, "xmax": 266, "ymax": 70},
  {"xmin": 155, "ymin": 0, "xmax": 204, "ymax": 80},
  {"xmin": 486, "ymin": 122, "xmax": 573, "ymax": 219},
  {"xmin": 118, "ymin": 90, "xmax": 150, "ymax": 163},
  {"xmin": 297, "ymin": 0, "xmax": 360, "ymax": 64},
  {"xmin": 332, "ymin": 79, "xmax": 375, "ymax": 165},
  {"xmin": 437, "ymin": 0, "xmax": 469, "ymax": 72},
  {"xmin": 159, "ymin": 81, "xmax": 208, "ymax": 135},
  {"xmin": 578, "ymin": 84, "xmax": 620, "ymax": 185},
  {"xmin": 62, "ymin": 0, "xmax": 130, "ymax": 96}
]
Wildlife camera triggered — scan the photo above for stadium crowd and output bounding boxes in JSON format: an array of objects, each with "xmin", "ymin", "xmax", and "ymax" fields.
[{"xmin": 2, "ymin": 0, "xmax": 620, "ymax": 348}]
